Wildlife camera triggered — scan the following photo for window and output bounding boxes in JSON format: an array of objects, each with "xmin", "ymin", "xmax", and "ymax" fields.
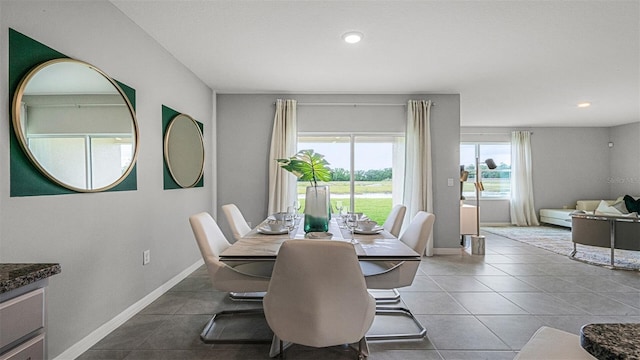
[
  {"xmin": 28, "ymin": 135, "xmax": 133, "ymax": 189},
  {"xmin": 460, "ymin": 143, "xmax": 511, "ymax": 199},
  {"xmin": 298, "ymin": 134, "xmax": 405, "ymax": 224}
]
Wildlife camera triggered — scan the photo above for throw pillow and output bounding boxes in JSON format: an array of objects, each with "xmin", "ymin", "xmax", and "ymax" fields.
[
  {"xmin": 612, "ymin": 200, "xmax": 630, "ymax": 214},
  {"xmin": 595, "ymin": 200, "xmax": 623, "ymax": 216},
  {"xmin": 624, "ymin": 195, "xmax": 640, "ymax": 213}
]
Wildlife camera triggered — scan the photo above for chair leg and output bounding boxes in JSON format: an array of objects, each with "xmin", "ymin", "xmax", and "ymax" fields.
[
  {"xmin": 229, "ymin": 291, "xmax": 266, "ymax": 301},
  {"xmin": 279, "ymin": 339, "xmax": 284, "ymax": 359},
  {"xmin": 368, "ymin": 288, "xmax": 401, "ymax": 304},
  {"xmin": 356, "ymin": 336, "xmax": 368, "ymax": 359},
  {"xmin": 200, "ymin": 309, "xmax": 272, "ymax": 344},
  {"xmin": 366, "ymin": 306, "xmax": 427, "ymax": 341}
]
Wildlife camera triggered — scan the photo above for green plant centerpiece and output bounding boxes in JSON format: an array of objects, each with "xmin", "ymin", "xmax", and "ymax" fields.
[{"xmin": 277, "ymin": 149, "xmax": 332, "ymax": 233}]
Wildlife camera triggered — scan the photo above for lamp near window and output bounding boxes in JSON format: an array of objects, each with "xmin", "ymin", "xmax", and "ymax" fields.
[
  {"xmin": 471, "ymin": 157, "xmax": 497, "ymax": 254},
  {"xmin": 460, "ymin": 165, "xmax": 469, "ymax": 201}
]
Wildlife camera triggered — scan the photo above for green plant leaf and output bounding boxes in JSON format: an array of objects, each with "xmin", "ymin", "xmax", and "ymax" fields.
[{"xmin": 277, "ymin": 149, "xmax": 332, "ymax": 187}]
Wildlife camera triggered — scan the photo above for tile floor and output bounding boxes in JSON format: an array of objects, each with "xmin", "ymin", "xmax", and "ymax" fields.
[{"xmin": 78, "ymin": 231, "xmax": 640, "ymax": 359}]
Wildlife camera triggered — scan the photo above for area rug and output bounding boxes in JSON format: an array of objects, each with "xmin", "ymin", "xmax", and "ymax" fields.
[{"xmin": 482, "ymin": 226, "xmax": 640, "ymax": 270}]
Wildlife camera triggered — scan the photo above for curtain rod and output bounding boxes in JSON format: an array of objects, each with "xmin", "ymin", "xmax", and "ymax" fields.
[
  {"xmin": 461, "ymin": 131, "xmax": 533, "ymax": 135},
  {"xmin": 273, "ymin": 101, "xmax": 435, "ymax": 107},
  {"xmin": 299, "ymin": 102, "xmax": 406, "ymax": 107}
]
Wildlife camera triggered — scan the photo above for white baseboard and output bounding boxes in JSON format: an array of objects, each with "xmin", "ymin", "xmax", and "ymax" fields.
[
  {"xmin": 53, "ymin": 259, "xmax": 204, "ymax": 360},
  {"xmin": 482, "ymin": 222, "xmax": 512, "ymax": 227},
  {"xmin": 433, "ymin": 247, "xmax": 465, "ymax": 255}
]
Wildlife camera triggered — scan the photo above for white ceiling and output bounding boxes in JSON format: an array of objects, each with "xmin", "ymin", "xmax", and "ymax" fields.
[{"xmin": 111, "ymin": 0, "xmax": 639, "ymax": 127}]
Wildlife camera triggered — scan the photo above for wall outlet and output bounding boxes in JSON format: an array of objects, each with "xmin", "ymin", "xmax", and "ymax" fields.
[{"xmin": 143, "ymin": 250, "xmax": 151, "ymax": 265}]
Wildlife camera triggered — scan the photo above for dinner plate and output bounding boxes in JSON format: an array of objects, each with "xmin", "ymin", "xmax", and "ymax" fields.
[
  {"xmin": 354, "ymin": 227, "xmax": 383, "ymax": 235},
  {"xmin": 257, "ymin": 227, "xmax": 288, "ymax": 235}
]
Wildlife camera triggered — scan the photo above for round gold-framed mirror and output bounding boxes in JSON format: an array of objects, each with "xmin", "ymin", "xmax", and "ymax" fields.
[
  {"xmin": 12, "ymin": 58, "xmax": 139, "ymax": 192},
  {"xmin": 164, "ymin": 113, "xmax": 205, "ymax": 188}
]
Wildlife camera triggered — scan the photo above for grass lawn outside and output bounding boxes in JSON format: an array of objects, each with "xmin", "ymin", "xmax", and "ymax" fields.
[
  {"xmin": 295, "ymin": 181, "xmax": 393, "ymax": 224},
  {"xmin": 462, "ymin": 178, "xmax": 510, "ymax": 198}
]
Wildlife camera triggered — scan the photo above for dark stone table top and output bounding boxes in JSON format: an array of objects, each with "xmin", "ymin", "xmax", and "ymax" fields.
[
  {"xmin": 581, "ymin": 323, "xmax": 640, "ymax": 360},
  {"xmin": 0, "ymin": 263, "xmax": 61, "ymax": 294}
]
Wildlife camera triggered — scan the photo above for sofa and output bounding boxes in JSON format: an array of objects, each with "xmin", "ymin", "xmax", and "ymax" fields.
[
  {"xmin": 540, "ymin": 196, "xmax": 640, "ymax": 268},
  {"xmin": 540, "ymin": 200, "xmax": 615, "ymax": 227},
  {"xmin": 540, "ymin": 196, "xmax": 639, "ymax": 228}
]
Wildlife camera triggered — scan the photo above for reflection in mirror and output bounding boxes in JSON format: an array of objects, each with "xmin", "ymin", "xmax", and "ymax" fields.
[
  {"xmin": 12, "ymin": 59, "xmax": 138, "ymax": 192},
  {"xmin": 164, "ymin": 114, "xmax": 204, "ymax": 188}
]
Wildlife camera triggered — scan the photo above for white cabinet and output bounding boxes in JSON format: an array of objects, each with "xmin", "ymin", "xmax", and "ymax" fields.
[
  {"xmin": 0, "ymin": 288, "xmax": 45, "ymax": 350},
  {"xmin": 0, "ymin": 264, "xmax": 59, "ymax": 360},
  {"xmin": 0, "ymin": 287, "xmax": 47, "ymax": 360},
  {"xmin": 0, "ymin": 334, "xmax": 44, "ymax": 360}
]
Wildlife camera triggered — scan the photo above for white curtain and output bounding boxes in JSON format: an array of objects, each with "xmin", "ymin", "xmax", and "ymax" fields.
[
  {"xmin": 268, "ymin": 99, "xmax": 297, "ymax": 214},
  {"xmin": 403, "ymin": 100, "xmax": 434, "ymax": 256},
  {"xmin": 510, "ymin": 130, "xmax": 539, "ymax": 226}
]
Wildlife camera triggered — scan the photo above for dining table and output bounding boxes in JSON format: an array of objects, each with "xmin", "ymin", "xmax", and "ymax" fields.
[{"xmin": 220, "ymin": 215, "xmax": 420, "ymax": 262}]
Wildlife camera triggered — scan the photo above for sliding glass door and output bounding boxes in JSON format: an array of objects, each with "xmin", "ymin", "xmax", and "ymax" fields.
[{"xmin": 298, "ymin": 134, "xmax": 404, "ymax": 224}]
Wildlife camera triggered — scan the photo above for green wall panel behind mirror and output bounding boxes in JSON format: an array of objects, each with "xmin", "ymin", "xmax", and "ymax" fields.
[
  {"xmin": 9, "ymin": 28, "xmax": 137, "ymax": 196},
  {"xmin": 162, "ymin": 105, "xmax": 204, "ymax": 189}
]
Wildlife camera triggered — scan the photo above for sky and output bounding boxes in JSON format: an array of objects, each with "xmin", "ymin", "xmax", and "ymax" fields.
[
  {"xmin": 298, "ymin": 141, "xmax": 394, "ymax": 170},
  {"xmin": 299, "ymin": 141, "xmax": 511, "ymax": 171},
  {"xmin": 460, "ymin": 144, "xmax": 511, "ymax": 167}
]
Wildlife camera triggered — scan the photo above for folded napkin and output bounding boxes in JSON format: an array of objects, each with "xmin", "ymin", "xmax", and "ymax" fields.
[{"xmin": 305, "ymin": 232, "xmax": 333, "ymax": 239}]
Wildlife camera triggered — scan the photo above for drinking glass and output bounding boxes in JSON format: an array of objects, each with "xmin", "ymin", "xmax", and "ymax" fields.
[
  {"xmin": 293, "ymin": 200, "xmax": 301, "ymax": 219},
  {"xmin": 346, "ymin": 213, "xmax": 359, "ymax": 244},
  {"xmin": 284, "ymin": 213, "xmax": 295, "ymax": 238},
  {"xmin": 335, "ymin": 201, "xmax": 344, "ymax": 218}
]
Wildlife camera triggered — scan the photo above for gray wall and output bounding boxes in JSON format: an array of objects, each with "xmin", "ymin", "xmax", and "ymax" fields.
[
  {"xmin": 609, "ymin": 122, "xmax": 640, "ymax": 196},
  {"xmin": 462, "ymin": 124, "xmax": 639, "ymax": 224},
  {"xmin": 531, "ymin": 127, "xmax": 612, "ymax": 209},
  {"xmin": 0, "ymin": 1, "xmax": 213, "ymax": 358},
  {"xmin": 216, "ymin": 94, "xmax": 462, "ymax": 250}
]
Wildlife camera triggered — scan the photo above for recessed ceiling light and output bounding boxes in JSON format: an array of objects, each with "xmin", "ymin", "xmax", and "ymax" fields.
[
  {"xmin": 342, "ymin": 31, "xmax": 363, "ymax": 44},
  {"xmin": 577, "ymin": 102, "xmax": 591, "ymax": 108}
]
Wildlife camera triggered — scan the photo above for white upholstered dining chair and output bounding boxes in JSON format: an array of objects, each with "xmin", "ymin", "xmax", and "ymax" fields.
[
  {"xmin": 361, "ymin": 211, "xmax": 435, "ymax": 340},
  {"xmin": 189, "ymin": 212, "xmax": 273, "ymax": 343},
  {"xmin": 221, "ymin": 203, "xmax": 252, "ymax": 241},
  {"xmin": 382, "ymin": 204, "xmax": 407, "ymax": 238},
  {"xmin": 363, "ymin": 211, "xmax": 435, "ymax": 289},
  {"xmin": 264, "ymin": 240, "xmax": 376, "ymax": 359}
]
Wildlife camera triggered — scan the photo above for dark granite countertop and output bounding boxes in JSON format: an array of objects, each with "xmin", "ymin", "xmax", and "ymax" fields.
[
  {"xmin": 581, "ymin": 323, "xmax": 640, "ymax": 360},
  {"xmin": 0, "ymin": 263, "xmax": 61, "ymax": 294}
]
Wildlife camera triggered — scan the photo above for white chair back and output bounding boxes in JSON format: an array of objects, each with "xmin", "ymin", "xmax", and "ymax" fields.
[
  {"xmin": 189, "ymin": 212, "xmax": 269, "ymax": 292},
  {"xmin": 383, "ymin": 204, "xmax": 407, "ymax": 237},
  {"xmin": 190, "ymin": 212, "xmax": 231, "ymax": 260},
  {"xmin": 222, "ymin": 203, "xmax": 252, "ymax": 241},
  {"xmin": 399, "ymin": 211, "xmax": 435, "ymax": 255},
  {"xmin": 264, "ymin": 240, "xmax": 376, "ymax": 349}
]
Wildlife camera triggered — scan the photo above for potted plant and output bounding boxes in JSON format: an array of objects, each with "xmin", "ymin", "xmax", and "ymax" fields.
[{"xmin": 277, "ymin": 149, "xmax": 332, "ymax": 232}]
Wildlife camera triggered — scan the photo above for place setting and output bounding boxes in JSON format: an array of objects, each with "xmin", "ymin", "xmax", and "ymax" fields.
[
  {"xmin": 353, "ymin": 219, "xmax": 383, "ymax": 235},
  {"xmin": 341, "ymin": 213, "xmax": 382, "ymax": 234},
  {"xmin": 337, "ymin": 213, "xmax": 384, "ymax": 245},
  {"xmin": 258, "ymin": 210, "xmax": 297, "ymax": 235},
  {"xmin": 257, "ymin": 220, "xmax": 290, "ymax": 235}
]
